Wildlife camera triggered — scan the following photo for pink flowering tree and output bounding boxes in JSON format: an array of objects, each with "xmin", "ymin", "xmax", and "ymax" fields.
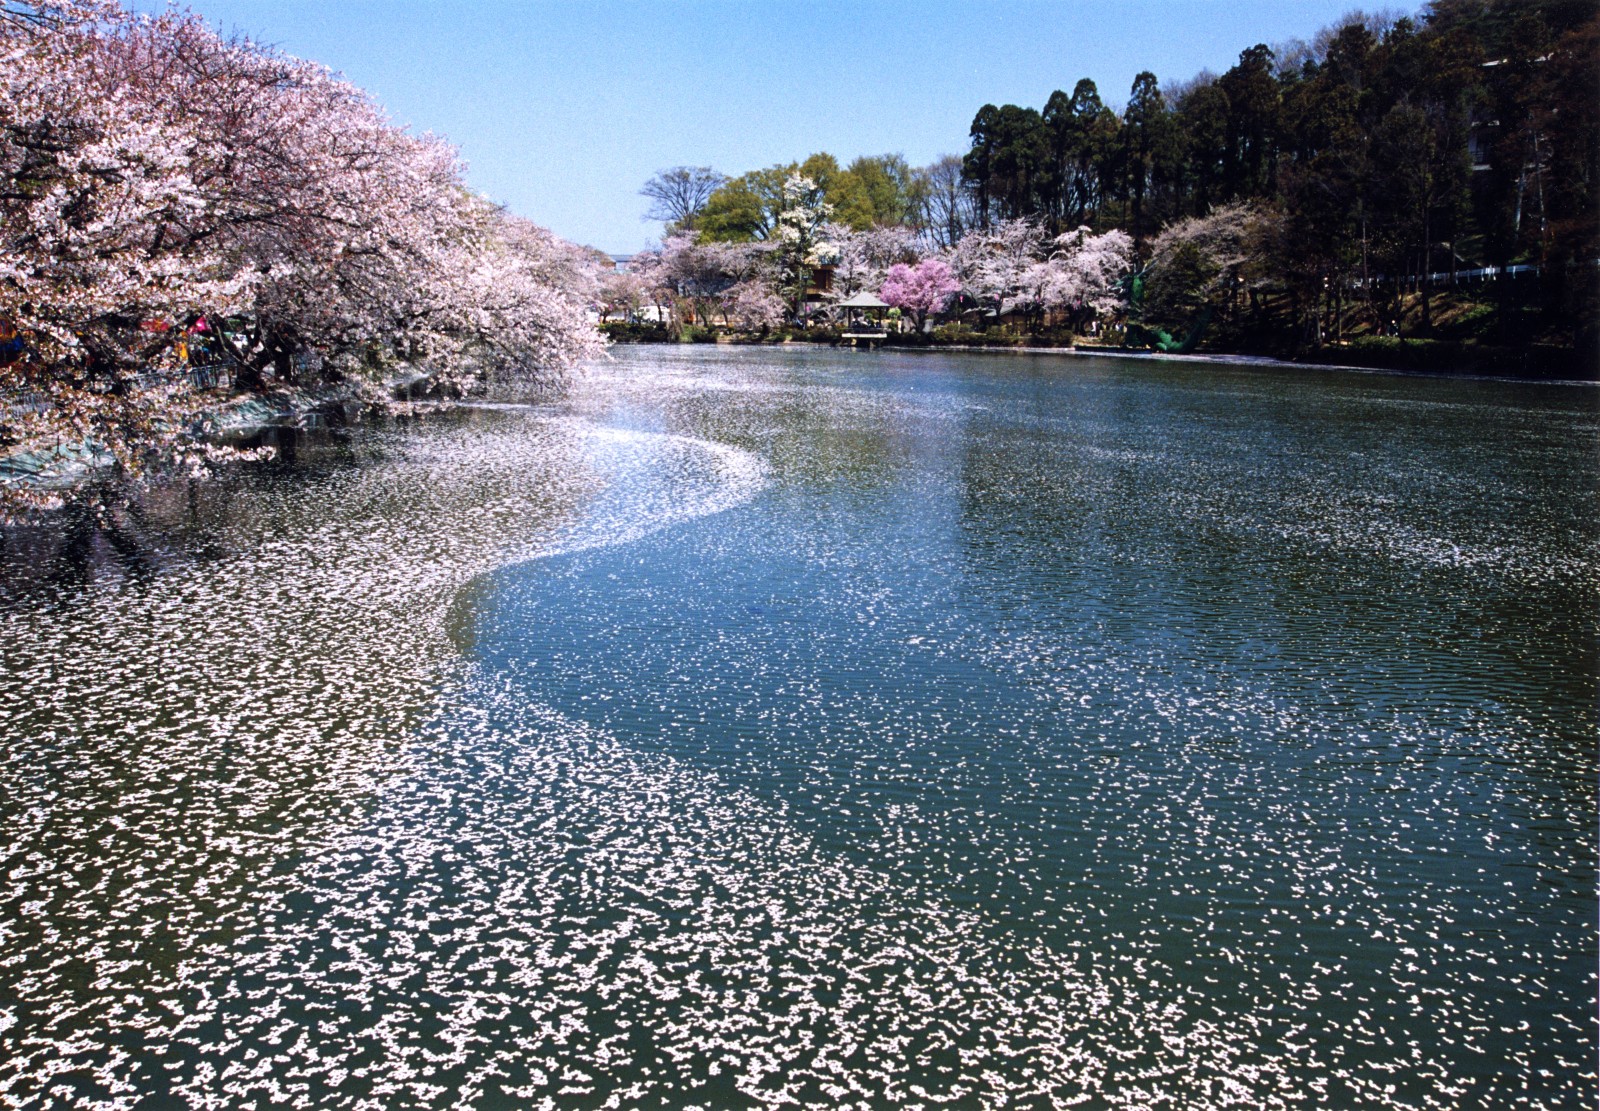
[
  {"xmin": 0, "ymin": 1, "xmax": 599, "ymax": 513},
  {"xmin": 1, "ymin": 1, "xmax": 246, "ymax": 495},
  {"xmin": 645, "ymin": 234, "xmax": 736, "ymax": 330},
  {"xmin": 599, "ymin": 270, "xmax": 648, "ymax": 323},
  {"xmin": 410, "ymin": 210, "xmax": 602, "ymax": 394},
  {"xmin": 619, "ymin": 249, "xmax": 678, "ymax": 328},
  {"xmin": 635, "ymin": 234, "xmax": 780, "ymax": 333},
  {"xmin": 880, "ymin": 259, "xmax": 960, "ymax": 332}
]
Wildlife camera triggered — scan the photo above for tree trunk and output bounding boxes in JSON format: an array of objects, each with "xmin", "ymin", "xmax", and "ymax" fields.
[
  {"xmin": 211, "ymin": 322, "xmax": 267, "ymax": 392},
  {"xmin": 273, "ymin": 343, "xmax": 295, "ymax": 385},
  {"xmin": 1419, "ymin": 205, "xmax": 1433, "ymax": 335}
]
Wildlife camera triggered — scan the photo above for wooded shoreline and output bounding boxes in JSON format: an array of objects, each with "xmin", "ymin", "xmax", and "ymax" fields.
[{"xmin": 602, "ymin": 330, "xmax": 1597, "ymax": 382}]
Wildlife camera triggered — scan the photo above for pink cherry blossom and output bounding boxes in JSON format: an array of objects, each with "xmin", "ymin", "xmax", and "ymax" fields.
[
  {"xmin": 880, "ymin": 259, "xmax": 960, "ymax": 331},
  {"xmin": 1, "ymin": 1, "xmax": 599, "ymax": 514}
]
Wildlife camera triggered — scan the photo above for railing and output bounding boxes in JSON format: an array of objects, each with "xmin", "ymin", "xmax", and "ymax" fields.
[
  {"xmin": 3, "ymin": 357, "xmax": 241, "ymax": 425},
  {"xmin": 1, "ymin": 389, "xmax": 50, "ymax": 423},
  {"xmin": 1354, "ymin": 263, "xmax": 1541, "ymax": 288},
  {"xmin": 126, "ymin": 356, "xmax": 242, "ymax": 393}
]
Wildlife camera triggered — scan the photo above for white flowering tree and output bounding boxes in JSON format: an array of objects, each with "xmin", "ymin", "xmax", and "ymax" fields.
[
  {"xmin": 1, "ymin": 1, "xmax": 249, "ymax": 494},
  {"xmin": 598, "ymin": 269, "xmax": 650, "ymax": 323},
  {"xmin": 1143, "ymin": 202, "xmax": 1264, "ymax": 328},
  {"xmin": 1022, "ymin": 226, "xmax": 1134, "ymax": 328},
  {"xmin": 641, "ymin": 234, "xmax": 736, "ymax": 331},
  {"xmin": 632, "ymin": 231, "xmax": 789, "ymax": 333},
  {"xmin": 408, "ymin": 210, "xmax": 601, "ymax": 394},
  {"xmin": 774, "ymin": 173, "xmax": 833, "ymax": 323},
  {"xmin": 721, "ymin": 279, "xmax": 787, "ymax": 330},
  {"xmin": 943, "ymin": 218, "xmax": 1047, "ymax": 321},
  {"xmin": 827, "ymin": 224, "xmax": 923, "ymax": 298}
]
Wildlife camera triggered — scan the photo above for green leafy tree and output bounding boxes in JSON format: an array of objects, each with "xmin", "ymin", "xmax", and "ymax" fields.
[
  {"xmin": 963, "ymin": 104, "xmax": 1051, "ymax": 225},
  {"xmin": 1370, "ymin": 20, "xmax": 1476, "ymax": 333},
  {"xmin": 1043, "ymin": 80, "xmax": 1118, "ymax": 228},
  {"xmin": 800, "ymin": 153, "xmax": 874, "ymax": 230},
  {"xmin": 1174, "ymin": 78, "xmax": 1230, "ymax": 217},
  {"xmin": 988, "ymin": 105, "xmax": 1051, "ymax": 221},
  {"xmin": 1120, "ymin": 72, "xmax": 1173, "ymax": 246},
  {"xmin": 848, "ymin": 154, "xmax": 921, "ymax": 227},
  {"xmin": 963, "ymin": 104, "xmax": 1001, "ymax": 227},
  {"xmin": 1537, "ymin": 13, "xmax": 1600, "ymax": 352},
  {"xmin": 699, "ymin": 167, "xmax": 789, "ymax": 242},
  {"xmin": 1218, "ymin": 44, "xmax": 1283, "ymax": 200},
  {"xmin": 1275, "ymin": 20, "xmax": 1380, "ymax": 339}
]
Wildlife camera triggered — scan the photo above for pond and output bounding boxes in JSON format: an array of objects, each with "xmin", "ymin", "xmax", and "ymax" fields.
[{"xmin": 1, "ymin": 346, "xmax": 1595, "ymax": 1108}]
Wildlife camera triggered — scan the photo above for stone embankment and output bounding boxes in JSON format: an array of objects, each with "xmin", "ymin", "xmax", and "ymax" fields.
[{"xmin": 0, "ymin": 378, "xmax": 414, "ymax": 499}]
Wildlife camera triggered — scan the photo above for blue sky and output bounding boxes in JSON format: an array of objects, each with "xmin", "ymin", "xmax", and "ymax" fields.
[{"xmin": 159, "ymin": 1, "xmax": 1406, "ymax": 254}]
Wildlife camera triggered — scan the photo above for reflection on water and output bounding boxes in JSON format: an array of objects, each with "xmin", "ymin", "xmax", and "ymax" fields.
[{"xmin": 1, "ymin": 348, "xmax": 1595, "ymax": 1108}]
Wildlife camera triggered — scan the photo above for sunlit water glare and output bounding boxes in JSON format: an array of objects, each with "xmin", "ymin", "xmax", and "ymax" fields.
[{"xmin": 2, "ymin": 347, "xmax": 1595, "ymax": 1109}]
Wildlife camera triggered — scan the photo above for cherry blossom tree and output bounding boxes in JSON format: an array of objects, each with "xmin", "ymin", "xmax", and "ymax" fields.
[
  {"xmin": 1022, "ymin": 226, "xmax": 1134, "ymax": 327},
  {"xmin": 828, "ymin": 224, "xmax": 922, "ymax": 298},
  {"xmin": 1, "ymin": 1, "xmax": 599, "ymax": 513},
  {"xmin": 1, "ymin": 0, "xmax": 244, "ymax": 496},
  {"xmin": 620, "ymin": 248, "xmax": 674, "ymax": 327},
  {"xmin": 628, "ymin": 232, "xmax": 788, "ymax": 332},
  {"xmin": 720, "ymin": 279, "xmax": 786, "ymax": 330},
  {"xmin": 1143, "ymin": 202, "xmax": 1265, "ymax": 328},
  {"xmin": 943, "ymin": 218, "xmax": 1047, "ymax": 319},
  {"xmin": 599, "ymin": 269, "xmax": 649, "ymax": 323},
  {"xmin": 880, "ymin": 260, "xmax": 960, "ymax": 332},
  {"xmin": 643, "ymin": 234, "xmax": 738, "ymax": 329},
  {"xmin": 405, "ymin": 209, "xmax": 601, "ymax": 394}
]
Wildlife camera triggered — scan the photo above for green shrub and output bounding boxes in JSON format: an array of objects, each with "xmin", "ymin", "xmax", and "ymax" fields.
[
  {"xmin": 1026, "ymin": 329, "xmax": 1077, "ymax": 348},
  {"xmin": 922, "ymin": 324, "xmax": 1047, "ymax": 347},
  {"xmin": 1446, "ymin": 302, "xmax": 1496, "ymax": 338},
  {"xmin": 882, "ymin": 331, "xmax": 933, "ymax": 347},
  {"xmin": 931, "ymin": 324, "xmax": 983, "ymax": 344},
  {"xmin": 599, "ymin": 322, "xmax": 671, "ymax": 343},
  {"xmin": 768, "ymin": 326, "xmax": 840, "ymax": 344}
]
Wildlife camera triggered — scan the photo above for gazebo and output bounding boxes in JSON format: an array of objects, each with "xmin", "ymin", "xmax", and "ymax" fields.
[{"xmin": 837, "ymin": 291, "xmax": 890, "ymax": 338}]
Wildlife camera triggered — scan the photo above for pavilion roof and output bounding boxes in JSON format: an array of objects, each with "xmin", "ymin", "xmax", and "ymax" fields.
[{"xmin": 836, "ymin": 291, "xmax": 890, "ymax": 309}]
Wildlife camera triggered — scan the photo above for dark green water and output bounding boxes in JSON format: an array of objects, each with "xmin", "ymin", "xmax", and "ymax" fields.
[{"xmin": 1, "ymin": 347, "xmax": 1595, "ymax": 1108}]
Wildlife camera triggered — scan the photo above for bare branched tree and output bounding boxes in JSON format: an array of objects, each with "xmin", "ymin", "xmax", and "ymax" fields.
[
  {"xmin": 640, "ymin": 166, "xmax": 725, "ymax": 231},
  {"xmin": 917, "ymin": 155, "xmax": 976, "ymax": 248}
]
